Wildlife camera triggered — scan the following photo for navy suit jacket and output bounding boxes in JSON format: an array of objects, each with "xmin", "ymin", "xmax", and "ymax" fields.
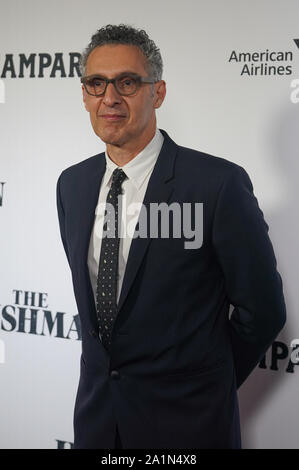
[{"xmin": 56, "ymin": 129, "xmax": 286, "ymax": 449}]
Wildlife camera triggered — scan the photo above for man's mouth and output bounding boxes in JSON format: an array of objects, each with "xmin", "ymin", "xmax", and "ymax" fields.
[{"xmin": 100, "ymin": 114, "xmax": 126, "ymax": 121}]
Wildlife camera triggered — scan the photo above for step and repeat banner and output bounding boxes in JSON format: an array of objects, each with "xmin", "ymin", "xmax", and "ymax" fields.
[{"xmin": 1, "ymin": 0, "xmax": 299, "ymax": 449}]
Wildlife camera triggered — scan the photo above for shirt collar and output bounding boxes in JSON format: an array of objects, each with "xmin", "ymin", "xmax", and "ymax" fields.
[{"xmin": 103, "ymin": 128, "xmax": 164, "ymax": 190}]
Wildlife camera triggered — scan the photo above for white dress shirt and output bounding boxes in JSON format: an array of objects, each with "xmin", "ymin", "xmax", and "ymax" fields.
[{"xmin": 87, "ymin": 128, "xmax": 164, "ymax": 305}]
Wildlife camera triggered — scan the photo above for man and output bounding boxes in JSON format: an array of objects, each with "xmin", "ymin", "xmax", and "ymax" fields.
[{"xmin": 56, "ymin": 24, "xmax": 286, "ymax": 449}]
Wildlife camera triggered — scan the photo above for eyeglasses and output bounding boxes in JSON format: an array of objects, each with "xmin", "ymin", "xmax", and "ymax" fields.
[{"xmin": 81, "ymin": 73, "xmax": 157, "ymax": 97}]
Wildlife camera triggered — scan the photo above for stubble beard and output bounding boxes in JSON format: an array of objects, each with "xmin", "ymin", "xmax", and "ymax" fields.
[{"xmin": 93, "ymin": 119, "xmax": 127, "ymax": 147}]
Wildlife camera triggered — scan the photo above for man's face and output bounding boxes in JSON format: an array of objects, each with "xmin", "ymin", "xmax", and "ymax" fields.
[{"xmin": 82, "ymin": 44, "xmax": 166, "ymax": 151}]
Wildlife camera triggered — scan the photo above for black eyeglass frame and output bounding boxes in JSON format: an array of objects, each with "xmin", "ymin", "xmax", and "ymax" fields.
[{"xmin": 80, "ymin": 73, "xmax": 158, "ymax": 97}]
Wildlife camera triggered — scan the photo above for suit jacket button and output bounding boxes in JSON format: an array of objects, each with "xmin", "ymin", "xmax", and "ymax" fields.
[
  {"xmin": 110, "ymin": 370, "xmax": 120, "ymax": 379},
  {"xmin": 89, "ymin": 329, "xmax": 97, "ymax": 337}
]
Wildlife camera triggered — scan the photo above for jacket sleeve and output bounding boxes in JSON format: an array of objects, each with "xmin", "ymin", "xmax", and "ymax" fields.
[
  {"xmin": 212, "ymin": 165, "xmax": 286, "ymax": 389},
  {"xmin": 56, "ymin": 171, "xmax": 71, "ymax": 267}
]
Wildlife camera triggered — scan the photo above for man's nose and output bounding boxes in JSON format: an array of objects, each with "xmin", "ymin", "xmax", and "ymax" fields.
[{"xmin": 102, "ymin": 82, "xmax": 122, "ymax": 106}]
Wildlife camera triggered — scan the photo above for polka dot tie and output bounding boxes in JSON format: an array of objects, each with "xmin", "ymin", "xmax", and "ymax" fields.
[{"xmin": 96, "ymin": 168, "xmax": 127, "ymax": 351}]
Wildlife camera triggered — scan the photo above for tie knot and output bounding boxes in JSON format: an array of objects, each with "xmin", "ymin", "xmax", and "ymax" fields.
[{"xmin": 111, "ymin": 168, "xmax": 127, "ymax": 188}]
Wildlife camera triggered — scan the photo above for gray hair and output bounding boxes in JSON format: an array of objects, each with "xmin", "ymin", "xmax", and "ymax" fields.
[{"xmin": 80, "ymin": 24, "xmax": 163, "ymax": 81}]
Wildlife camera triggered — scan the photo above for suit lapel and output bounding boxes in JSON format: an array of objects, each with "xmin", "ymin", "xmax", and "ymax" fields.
[
  {"xmin": 76, "ymin": 154, "xmax": 106, "ymax": 324},
  {"xmin": 116, "ymin": 130, "xmax": 178, "ymax": 314},
  {"xmin": 78, "ymin": 155, "xmax": 106, "ymax": 267}
]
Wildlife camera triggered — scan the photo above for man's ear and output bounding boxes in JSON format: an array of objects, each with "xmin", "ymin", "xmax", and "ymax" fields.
[
  {"xmin": 154, "ymin": 80, "xmax": 166, "ymax": 109},
  {"xmin": 82, "ymin": 85, "xmax": 89, "ymax": 112}
]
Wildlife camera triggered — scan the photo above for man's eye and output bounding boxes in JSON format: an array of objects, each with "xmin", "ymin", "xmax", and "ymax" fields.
[
  {"xmin": 85, "ymin": 77, "xmax": 105, "ymax": 88},
  {"xmin": 91, "ymin": 78, "xmax": 105, "ymax": 87},
  {"xmin": 118, "ymin": 77, "xmax": 136, "ymax": 88}
]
